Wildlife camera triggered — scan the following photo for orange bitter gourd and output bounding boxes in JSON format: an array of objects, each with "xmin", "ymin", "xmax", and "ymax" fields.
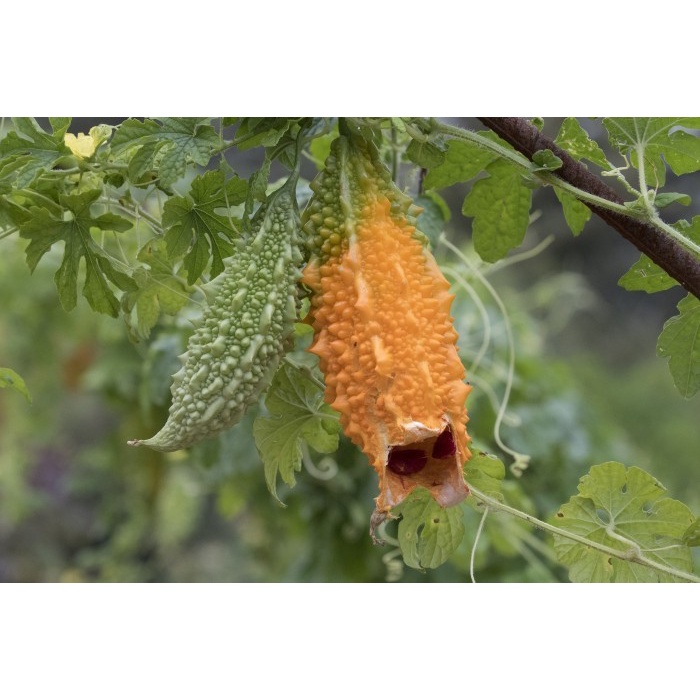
[
  {"xmin": 301, "ymin": 134, "xmax": 471, "ymax": 513},
  {"xmin": 129, "ymin": 173, "xmax": 302, "ymax": 452}
]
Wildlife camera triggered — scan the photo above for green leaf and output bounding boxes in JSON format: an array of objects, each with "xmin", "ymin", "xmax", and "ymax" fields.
[
  {"xmin": 415, "ymin": 192, "xmax": 450, "ymax": 247},
  {"xmin": 126, "ymin": 140, "xmax": 166, "ymax": 184},
  {"xmin": 552, "ymin": 462, "xmax": 695, "ymax": 582},
  {"xmin": 234, "ymin": 118, "xmax": 296, "ymax": 150},
  {"xmin": 618, "ymin": 255, "xmax": 677, "ymax": 293},
  {"xmin": 673, "ymin": 215, "xmax": 700, "ymax": 247},
  {"xmin": 0, "ymin": 367, "xmax": 31, "ymax": 403},
  {"xmin": 0, "ymin": 194, "xmax": 31, "ymax": 229},
  {"xmin": 48, "ymin": 117, "xmax": 72, "ymax": 139},
  {"xmin": 683, "ymin": 518, "xmax": 700, "ymax": 547},
  {"xmin": 554, "ymin": 188, "xmax": 591, "ymax": 236},
  {"xmin": 244, "ymin": 153, "xmax": 272, "ymax": 223},
  {"xmin": 392, "ymin": 488, "xmax": 465, "ymax": 570},
  {"xmin": 531, "ymin": 149, "xmax": 563, "ymax": 172},
  {"xmin": 554, "ymin": 117, "xmax": 609, "ymax": 169},
  {"xmin": 465, "ymin": 453, "xmax": 505, "ymax": 502},
  {"xmin": 604, "ymin": 118, "xmax": 700, "ymax": 186},
  {"xmin": 462, "ymin": 159, "xmax": 532, "ymax": 262},
  {"xmin": 657, "ymin": 294, "xmax": 700, "ymax": 398},
  {"xmin": 121, "ymin": 239, "xmax": 191, "ymax": 341},
  {"xmin": 19, "ymin": 189, "xmax": 136, "ymax": 315},
  {"xmin": 253, "ymin": 363, "xmax": 340, "ymax": 504},
  {"xmin": 162, "ymin": 168, "xmax": 247, "ymax": 284},
  {"xmin": 653, "ymin": 192, "xmax": 691, "ymax": 208},
  {"xmin": 111, "ymin": 118, "xmax": 219, "ymax": 188},
  {"xmin": 423, "ymin": 135, "xmax": 498, "ymax": 190},
  {"xmin": 0, "ymin": 117, "xmax": 71, "ymax": 188},
  {"xmin": 405, "ymin": 138, "xmax": 446, "ymax": 169}
]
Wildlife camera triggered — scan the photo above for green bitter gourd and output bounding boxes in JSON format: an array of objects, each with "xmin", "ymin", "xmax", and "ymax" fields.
[{"xmin": 129, "ymin": 173, "xmax": 302, "ymax": 451}]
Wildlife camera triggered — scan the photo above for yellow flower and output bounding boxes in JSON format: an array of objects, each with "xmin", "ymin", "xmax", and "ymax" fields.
[
  {"xmin": 64, "ymin": 132, "xmax": 97, "ymax": 159},
  {"xmin": 63, "ymin": 126, "xmax": 110, "ymax": 160}
]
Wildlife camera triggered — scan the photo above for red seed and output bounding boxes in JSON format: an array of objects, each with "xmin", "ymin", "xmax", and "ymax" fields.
[
  {"xmin": 388, "ymin": 449, "xmax": 427, "ymax": 476},
  {"xmin": 431, "ymin": 428, "xmax": 456, "ymax": 459}
]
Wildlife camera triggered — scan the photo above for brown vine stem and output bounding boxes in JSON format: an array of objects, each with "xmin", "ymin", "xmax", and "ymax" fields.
[
  {"xmin": 469, "ymin": 486, "xmax": 700, "ymax": 583},
  {"xmin": 475, "ymin": 117, "xmax": 700, "ymax": 299}
]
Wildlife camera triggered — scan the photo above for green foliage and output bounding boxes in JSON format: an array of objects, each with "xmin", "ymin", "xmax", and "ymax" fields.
[
  {"xmin": 20, "ymin": 189, "xmax": 135, "ymax": 315},
  {"xmin": 465, "ymin": 453, "xmax": 505, "ymax": 501},
  {"xmin": 110, "ymin": 118, "xmax": 220, "ymax": 189},
  {"xmin": 657, "ymin": 294, "xmax": 700, "ymax": 398},
  {"xmin": 618, "ymin": 255, "xmax": 676, "ymax": 293},
  {"xmin": 390, "ymin": 453, "xmax": 507, "ymax": 571},
  {"xmin": 162, "ymin": 168, "xmax": 247, "ymax": 283},
  {"xmin": 554, "ymin": 188, "xmax": 591, "ymax": 236},
  {"xmin": 0, "ymin": 367, "xmax": 31, "ymax": 402},
  {"xmin": 253, "ymin": 362, "xmax": 341, "ymax": 503},
  {"xmin": 0, "ymin": 117, "xmax": 71, "ymax": 189},
  {"xmin": 1, "ymin": 115, "xmax": 699, "ymax": 582},
  {"xmin": 405, "ymin": 137, "xmax": 446, "ymax": 169},
  {"xmin": 552, "ymin": 463, "xmax": 695, "ymax": 582},
  {"xmin": 554, "ymin": 117, "xmax": 609, "ymax": 169},
  {"xmin": 415, "ymin": 191, "xmax": 450, "ymax": 246},
  {"xmin": 684, "ymin": 518, "xmax": 700, "ymax": 547},
  {"xmin": 121, "ymin": 240, "xmax": 190, "ymax": 341},
  {"xmin": 393, "ymin": 489, "xmax": 465, "ymax": 570},
  {"xmin": 530, "ymin": 149, "xmax": 563, "ymax": 172},
  {"xmin": 462, "ymin": 159, "xmax": 532, "ymax": 262},
  {"xmin": 423, "ymin": 136, "xmax": 497, "ymax": 190},
  {"xmin": 604, "ymin": 117, "xmax": 700, "ymax": 183}
]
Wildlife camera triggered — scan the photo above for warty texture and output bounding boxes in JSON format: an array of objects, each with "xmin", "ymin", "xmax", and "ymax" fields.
[
  {"xmin": 301, "ymin": 135, "xmax": 471, "ymax": 512},
  {"xmin": 129, "ymin": 180, "xmax": 302, "ymax": 452}
]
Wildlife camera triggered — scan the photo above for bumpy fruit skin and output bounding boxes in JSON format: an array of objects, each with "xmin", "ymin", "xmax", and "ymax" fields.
[
  {"xmin": 302, "ymin": 135, "xmax": 471, "ymax": 512},
  {"xmin": 129, "ymin": 178, "xmax": 302, "ymax": 452}
]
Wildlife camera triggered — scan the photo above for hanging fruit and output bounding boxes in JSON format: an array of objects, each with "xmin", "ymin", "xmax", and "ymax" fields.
[
  {"xmin": 129, "ymin": 173, "xmax": 302, "ymax": 452},
  {"xmin": 301, "ymin": 129, "xmax": 472, "ymax": 516}
]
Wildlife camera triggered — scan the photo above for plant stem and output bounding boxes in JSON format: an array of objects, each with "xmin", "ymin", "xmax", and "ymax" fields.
[
  {"xmin": 471, "ymin": 117, "xmax": 700, "ymax": 298},
  {"xmin": 469, "ymin": 486, "xmax": 700, "ymax": 583},
  {"xmin": 99, "ymin": 196, "xmax": 163, "ymax": 234},
  {"xmin": 435, "ymin": 121, "xmax": 648, "ymax": 218}
]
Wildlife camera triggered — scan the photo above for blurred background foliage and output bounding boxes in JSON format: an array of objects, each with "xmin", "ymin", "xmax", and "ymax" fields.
[{"xmin": 0, "ymin": 117, "xmax": 697, "ymax": 582}]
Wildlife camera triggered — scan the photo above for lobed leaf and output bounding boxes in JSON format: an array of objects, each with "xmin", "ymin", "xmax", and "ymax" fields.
[
  {"xmin": 162, "ymin": 168, "xmax": 247, "ymax": 284},
  {"xmin": 253, "ymin": 363, "xmax": 340, "ymax": 504},
  {"xmin": 604, "ymin": 117, "xmax": 700, "ymax": 187},
  {"xmin": 393, "ymin": 488, "xmax": 465, "ymax": 570},
  {"xmin": 111, "ymin": 118, "xmax": 219, "ymax": 188},
  {"xmin": 423, "ymin": 135, "xmax": 498, "ymax": 190},
  {"xmin": 462, "ymin": 159, "xmax": 532, "ymax": 262},
  {"xmin": 552, "ymin": 462, "xmax": 695, "ymax": 582},
  {"xmin": 0, "ymin": 117, "xmax": 71, "ymax": 189},
  {"xmin": 554, "ymin": 117, "xmax": 610, "ymax": 169},
  {"xmin": 19, "ymin": 189, "xmax": 136, "ymax": 316},
  {"xmin": 121, "ymin": 240, "xmax": 191, "ymax": 341}
]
